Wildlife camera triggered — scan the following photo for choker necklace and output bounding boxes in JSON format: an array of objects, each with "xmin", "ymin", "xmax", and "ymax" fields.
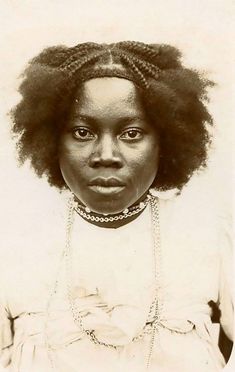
[{"xmin": 74, "ymin": 192, "xmax": 152, "ymax": 223}]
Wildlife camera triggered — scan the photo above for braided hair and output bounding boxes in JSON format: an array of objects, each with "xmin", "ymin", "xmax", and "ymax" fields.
[{"xmin": 11, "ymin": 41, "xmax": 214, "ymax": 191}]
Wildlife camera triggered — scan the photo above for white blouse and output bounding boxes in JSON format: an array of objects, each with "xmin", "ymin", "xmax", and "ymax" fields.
[{"xmin": 0, "ymin": 190, "xmax": 233, "ymax": 372}]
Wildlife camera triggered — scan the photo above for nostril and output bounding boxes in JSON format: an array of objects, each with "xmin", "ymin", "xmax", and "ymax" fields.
[
  {"xmin": 89, "ymin": 138, "xmax": 123, "ymax": 168},
  {"xmin": 90, "ymin": 157, "xmax": 122, "ymax": 168}
]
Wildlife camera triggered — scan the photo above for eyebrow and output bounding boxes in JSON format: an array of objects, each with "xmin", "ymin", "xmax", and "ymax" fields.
[{"xmin": 72, "ymin": 114, "xmax": 146, "ymax": 124}]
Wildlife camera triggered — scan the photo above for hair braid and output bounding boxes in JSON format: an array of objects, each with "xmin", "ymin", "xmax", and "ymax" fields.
[
  {"xmin": 59, "ymin": 43, "xmax": 102, "ymax": 69},
  {"xmin": 60, "ymin": 43, "xmax": 100, "ymax": 68},
  {"xmin": 61, "ymin": 51, "xmax": 105, "ymax": 76},
  {"xmin": 30, "ymin": 46, "xmax": 72, "ymax": 68},
  {"xmin": 73, "ymin": 42, "xmax": 102, "ymax": 51},
  {"xmin": 117, "ymin": 41, "xmax": 160, "ymax": 63},
  {"xmin": 124, "ymin": 54, "xmax": 160, "ymax": 80},
  {"xmin": 113, "ymin": 50, "xmax": 149, "ymax": 89}
]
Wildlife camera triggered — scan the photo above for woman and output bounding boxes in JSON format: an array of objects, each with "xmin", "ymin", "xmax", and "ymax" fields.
[{"xmin": 0, "ymin": 41, "xmax": 233, "ymax": 371}]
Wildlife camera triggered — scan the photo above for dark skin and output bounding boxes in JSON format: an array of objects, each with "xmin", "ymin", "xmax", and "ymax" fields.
[{"xmin": 59, "ymin": 77, "xmax": 160, "ymax": 228}]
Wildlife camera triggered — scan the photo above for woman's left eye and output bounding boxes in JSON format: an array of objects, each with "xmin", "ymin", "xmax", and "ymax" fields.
[{"xmin": 120, "ymin": 129, "xmax": 144, "ymax": 141}]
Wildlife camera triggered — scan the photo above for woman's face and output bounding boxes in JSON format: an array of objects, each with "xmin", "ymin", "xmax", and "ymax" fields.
[{"xmin": 59, "ymin": 77, "xmax": 159, "ymax": 215}]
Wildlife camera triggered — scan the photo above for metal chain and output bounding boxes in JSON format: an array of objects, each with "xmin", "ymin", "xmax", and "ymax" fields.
[
  {"xmin": 46, "ymin": 194, "xmax": 162, "ymax": 370},
  {"xmin": 146, "ymin": 196, "xmax": 162, "ymax": 369},
  {"xmin": 45, "ymin": 196, "xmax": 77, "ymax": 370},
  {"xmin": 74, "ymin": 193, "xmax": 151, "ymax": 223},
  {"xmin": 65, "ymin": 197, "xmax": 119, "ymax": 349}
]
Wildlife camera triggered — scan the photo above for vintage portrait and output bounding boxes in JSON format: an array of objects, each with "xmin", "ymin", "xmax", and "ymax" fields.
[{"xmin": 0, "ymin": 1, "xmax": 234, "ymax": 371}]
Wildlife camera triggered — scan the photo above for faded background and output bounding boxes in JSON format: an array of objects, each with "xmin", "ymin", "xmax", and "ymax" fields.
[{"xmin": 0, "ymin": 0, "xmax": 234, "ymax": 370}]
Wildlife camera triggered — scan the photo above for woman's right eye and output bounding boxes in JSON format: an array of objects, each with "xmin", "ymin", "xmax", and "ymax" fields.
[{"xmin": 72, "ymin": 127, "xmax": 95, "ymax": 140}]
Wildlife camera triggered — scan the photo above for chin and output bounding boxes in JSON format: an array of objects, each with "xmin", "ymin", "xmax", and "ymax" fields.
[
  {"xmin": 89, "ymin": 202, "xmax": 126, "ymax": 216},
  {"xmin": 83, "ymin": 196, "xmax": 129, "ymax": 215},
  {"xmin": 74, "ymin": 189, "xmax": 139, "ymax": 215}
]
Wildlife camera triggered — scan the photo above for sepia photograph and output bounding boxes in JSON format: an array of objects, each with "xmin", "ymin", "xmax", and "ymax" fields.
[{"xmin": 0, "ymin": 1, "xmax": 234, "ymax": 371}]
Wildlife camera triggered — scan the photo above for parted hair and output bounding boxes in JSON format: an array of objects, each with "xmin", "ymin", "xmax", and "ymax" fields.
[{"xmin": 11, "ymin": 41, "xmax": 214, "ymax": 191}]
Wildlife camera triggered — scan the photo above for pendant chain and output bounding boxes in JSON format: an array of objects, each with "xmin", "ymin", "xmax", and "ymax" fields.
[
  {"xmin": 146, "ymin": 196, "xmax": 162, "ymax": 369},
  {"xmin": 46, "ymin": 194, "xmax": 162, "ymax": 370}
]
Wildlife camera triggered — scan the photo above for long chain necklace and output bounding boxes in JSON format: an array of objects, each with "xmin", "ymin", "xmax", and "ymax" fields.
[{"xmin": 46, "ymin": 194, "xmax": 162, "ymax": 370}]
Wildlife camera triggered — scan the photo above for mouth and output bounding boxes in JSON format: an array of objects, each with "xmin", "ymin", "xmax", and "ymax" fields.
[
  {"xmin": 88, "ymin": 177, "xmax": 126, "ymax": 195},
  {"xmin": 88, "ymin": 177, "xmax": 125, "ymax": 187},
  {"xmin": 88, "ymin": 185, "xmax": 125, "ymax": 195}
]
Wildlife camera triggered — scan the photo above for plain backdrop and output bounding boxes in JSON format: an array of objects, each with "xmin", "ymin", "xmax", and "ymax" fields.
[{"xmin": 0, "ymin": 1, "xmax": 234, "ymax": 371}]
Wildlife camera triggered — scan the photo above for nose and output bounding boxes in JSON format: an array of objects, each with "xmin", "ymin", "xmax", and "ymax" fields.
[{"xmin": 89, "ymin": 134, "xmax": 123, "ymax": 168}]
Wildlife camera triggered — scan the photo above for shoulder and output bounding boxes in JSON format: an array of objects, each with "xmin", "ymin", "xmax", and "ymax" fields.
[
  {"xmin": 0, "ymin": 189, "xmax": 68, "ymax": 298},
  {"xmin": 156, "ymin": 178, "xmax": 231, "ymax": 255}
]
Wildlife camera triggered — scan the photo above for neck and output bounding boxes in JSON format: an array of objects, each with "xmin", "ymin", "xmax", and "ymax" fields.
[{"xmin": 73, "ymin": 192, "xmax": 151, "ymax": 229}]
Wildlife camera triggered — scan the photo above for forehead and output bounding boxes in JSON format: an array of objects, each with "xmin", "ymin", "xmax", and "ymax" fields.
[{"xmin": 76, "ymin": 77, "xmax": 144, "ymax": 116}]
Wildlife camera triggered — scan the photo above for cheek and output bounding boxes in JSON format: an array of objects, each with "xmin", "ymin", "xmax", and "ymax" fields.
[
  {"xmin": 60, "ymin": 152, "xmax": 84, "ymax": 168},
  {"xmin": 59, "ymin": 156, "xmax": 87, "ymax": 195},
  {"xmin": 59, "ymin": 140, "xmax": 89, "ymax": 170},
  {"xmin": 132, "ymin": 141, "xmax": 159, "ymax": 173},
  {"xmin": 59, "ymin": 147, "xmax": 83, "ymax": 186},
  {"xmin": 127, "ymin": 145, "xmax": 159, "ymax": 190}
]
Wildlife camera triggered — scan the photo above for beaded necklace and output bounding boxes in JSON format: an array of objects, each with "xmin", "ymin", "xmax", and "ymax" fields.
[
  {"xmin": 46, "ymin": 194, "xmax": 162, "ymax": 370},
  {"xmin": 74, "ymin": 192, "xmax": 152, "ymax": 223}
]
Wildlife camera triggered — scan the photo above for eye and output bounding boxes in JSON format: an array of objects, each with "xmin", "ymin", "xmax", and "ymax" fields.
[
  {"xmin": 120, "ymin": 128, "xmax": 144, "ymax": 141},
  {"xmin": 72, "ymin": 127, "xmax": 95, "ymax": 140}
]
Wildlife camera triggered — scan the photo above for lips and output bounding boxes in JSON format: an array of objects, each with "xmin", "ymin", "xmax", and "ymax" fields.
[
  {"xmin": 88, "ymin": 177, "xmax": 125, "ymax": 187},
  {"xmin": 88, "ymin": 177, "xmax": 125, "ymax": 195}
]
